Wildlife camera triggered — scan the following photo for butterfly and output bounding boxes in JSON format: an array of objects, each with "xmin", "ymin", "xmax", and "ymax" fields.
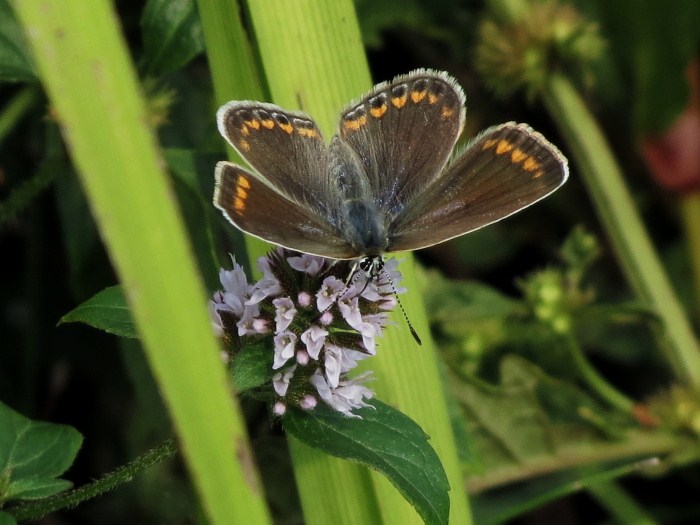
[{"xmin": 214, "ymin": 69, "xmax": 568, "ymax": 274}]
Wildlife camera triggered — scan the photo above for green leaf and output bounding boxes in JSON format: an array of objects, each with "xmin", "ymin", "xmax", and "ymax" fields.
[
  {"xmin": 284, "ymin": 399, "xmax": 450, "ymax": 525},
  {"xmin": 0, "ymin": 401, "xmax": 82, "ymax": 504},
  {"xmin": 230, "ymin": 341, "xmax": 275, "ymax": 393},
  {"xmin": 59, "ymin": 285, "xmax": 137, "ymax": 338},
  {"xmin": 0, "ymin": 0, "xmax": 35, "ymax": 81},
  {"xmin": 141, "ymin": 0, "xmax": 205, "ymax": 77}
]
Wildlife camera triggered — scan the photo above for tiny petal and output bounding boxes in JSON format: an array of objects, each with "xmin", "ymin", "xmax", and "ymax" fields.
[
  {"xmin": 273, "ymin": 297, "xmax": 297, "ymax": 332},
  {"xmin": 297, "ymin": 291, "xmax": 312, "ymax": 308},
  {"xmin": 380, "ymin": 296, "xmax": 397, "ymax": 310},
  {"xmin": 209, "ymin": 300, "xmax": 225, "ymax": 337},
  {"xmin": 236, "ymin": 304, "xmax": 261, "ymax": 336},
  {"xmin": 319, "ymin": 311, "xmax": 333, "ymax": 325},
  {"xmin": 273, "ymin": 331, "xmax": 298, "ymax": 369},
  {"xmin": 317, "ymin": 276, "xmax": 346, "ymax": 311},
  {"xmin": 338, "ymin": 297, "xmax": 363, "ymax": 329},
  {"xmin": 310, "ymin": 370, "xmax": 374, "ymax": 417},
  {"xmin": 288, "ymin": 253, "xmax": 326, "ymax": 276},
  {"xmin": 301, "ymin": 325, "xmax": 328, "ymax": 360},
  {"xmin": 296, "ymin": 349, "xmax": 310, "ymax": 365},
  {"xmin": 252, "ymin": 318, "xmax": 270, "ymax": 334},
  {"xmin": 324, "ymin": 345, "xmax": 343, "ymax": 388},
  {"xmin": 272, "ymin": 365, "xmax": 296, "ymax": 396},
  {"xmin": 247, "ymin": 256, "xmax": 282, "ymax": 304},
  {"xmin": 299, "ymin": 395, "xmax": 318, "ymax": 410},
  {"xmin": 273, "ymin": 401, "xmax": 287, "ymax": 416}
]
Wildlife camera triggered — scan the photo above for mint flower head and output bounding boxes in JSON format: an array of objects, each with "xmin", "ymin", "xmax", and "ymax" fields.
[{"xmin": 209, "ymin": 248, "xmax": 405, "ymax": 417}]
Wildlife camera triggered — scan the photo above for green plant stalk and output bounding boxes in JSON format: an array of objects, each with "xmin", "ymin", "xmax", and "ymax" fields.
[
  {"xmin": 196, "ymin": 0, "xmax": 377, "ymax": 522},
  {"xmin": 0, "ymin": 85, "xmax": 39, "ymax": 144},
  {"xmin": 239, "ymin": 2, "xmax": 472, "ymax": 524},
  {"xmin": 197, "ymin": 0, "xmax": 263, "ymax": 110},
  {"xmin": 543, "ymin": 73, "xmax": 700, "ymax": 386},
  {"xmin": 13, "ymin": 2, "xmax": 271, "ymax": 524},
  {"xmin": 680, "ymin": 192, "xmax": 700, "ymax": 324},
  {"xmin": 10, "ymin": 439, "xmax": 177, "ymax": 521},
  {"xmin": 587, "ymin": 480, "xmax": 658, "ymax": 525},
  {"xmin": 564, "ymin": 336, "xmax": 635, "ymax": 413}
]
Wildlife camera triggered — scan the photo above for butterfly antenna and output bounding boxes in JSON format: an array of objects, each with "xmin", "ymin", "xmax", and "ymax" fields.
[{"xmin": 381, "ymin": 268, "xmax": 422, "ymax": 345}]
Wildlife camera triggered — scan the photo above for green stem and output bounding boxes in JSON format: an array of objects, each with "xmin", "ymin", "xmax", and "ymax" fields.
[
  {"xmin": 543, "ymin": 73, "xmax": 700, "ymax": 386},
  {"xmin": 14, "ymin": 2, "xmax": 271, "ymax": 523},
  {"xmin": 9, "ymin": 440, "xmax": 178, "ymax": 521},
  {"xmin": 0, "ymin": 86, "xmax": 39, "ymax": 144},
  {"xmin": 680, "ymin": 192, "xmax": 700, "ymax": 325},
  {"xmin": 588, "ymin": 480, "xmax": 658, "ymax": 525},
  {"xmin": 565, "ymin": 336, "xmax": 635, "ymax": 412}
]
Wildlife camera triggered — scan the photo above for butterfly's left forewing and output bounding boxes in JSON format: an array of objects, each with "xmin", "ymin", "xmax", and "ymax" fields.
[{"xmin": 387, "ymin": 122, "xmax": 568, "ymax": 252}]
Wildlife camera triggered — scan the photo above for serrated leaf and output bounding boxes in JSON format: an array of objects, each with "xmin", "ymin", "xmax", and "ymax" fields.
[
  {"xmin": 59, "ymin": 285, "xmax": 137, "ymax": 338},
  {"xmin": 141, "ymin": 0, "xmax": 204, "ymax": 77},
  {"xmin": 454, "ymin": 355, "xmax": 646, "ymax": 493},
  {"xmin": 230, "ymin": 341, "xmax": 274, "ymax": 393},
  {"xmin": 0, "ymin": 401, "xmax": 82, "ymax": 504},
  {"xmin": 0, "ymin": 0, "xmax": 36, "ymax": 81},
  {"xmin": 284, "ymin": 399, "xmax": 450, "ymax": 525}
]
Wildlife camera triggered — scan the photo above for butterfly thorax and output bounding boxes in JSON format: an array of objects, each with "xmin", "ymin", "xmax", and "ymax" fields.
[{"xmin": 341, "ymin": 199, "xmax": 388, "ymax": 256}]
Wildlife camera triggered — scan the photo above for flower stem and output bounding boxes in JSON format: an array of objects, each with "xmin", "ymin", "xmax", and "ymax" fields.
[
  {"xmin": 9, "ymin": 439, "xmax": 177, "ymax": 521},
  {"xmin": 564, "ymin": 335, "xmax": 635, "ymax": 413},
  {"xmin": 543, "ymin": 73, "xmax": 700, "ymax": 386}
]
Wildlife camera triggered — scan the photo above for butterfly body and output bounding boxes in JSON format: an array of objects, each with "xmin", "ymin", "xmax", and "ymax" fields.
[{"xmin": 214, "ymin": 69, "xmax": 568, "ymax": 260}]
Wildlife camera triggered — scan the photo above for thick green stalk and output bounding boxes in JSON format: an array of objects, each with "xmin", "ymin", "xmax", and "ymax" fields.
[
  {"xmin": 543, "ymin": 73, "xmax": 700, "ymax": 386},
  {"xmin": 13, "ymin": 2, "xmax": 270, "ymax": 524},
  {"xmin": 242, "ymin": 2, "xmax": 472, "ymax": 524}
]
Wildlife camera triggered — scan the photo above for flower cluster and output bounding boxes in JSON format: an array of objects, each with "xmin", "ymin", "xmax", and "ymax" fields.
[{"xmin": 209, "ymin": 248, "xmax": 404, "ymax": 417}]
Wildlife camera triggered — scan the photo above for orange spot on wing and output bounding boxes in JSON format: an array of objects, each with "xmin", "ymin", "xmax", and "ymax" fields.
[
  {"xmin": 428, "ymin": 92, "xmax": 439, "ymax": 104},
  {"xmin": 238, "ymin": 139, "xmax": 250, "ymax": 151},
  {"xmin": 240, "ymin": 124, "xmax": 250, "ymax": 136},
  {"xmin": 244, "ymin": 119, "xmax": 260, "ymax": 130},
  {"xmin": 297, "ymin": 127, "xmax": 319, "ymax": 138},
  {"xmin": 496, "ymin": 140, "xmax": 513, "ymax": 155},
  {"xmin": 370, "ymin": 104, "xmax": 387, "ymax": 118},
  {"xmin": 279, "ymin": 122, "xmax": 294, "ymax": 134},
  {"xmin": 343, "ymin": 115, "xmax": 367, "ymax": 131},
  {"xmin": 523, "ymin": 157, "xmax": 541, "ymax": 171},
  {"xmin": 441, "ymin": 106, "xmax": 454, "ymax": 118},
  {"xmin": 234, "ymin": 197, "xmax": 246, "ymax": 212},
  {"xmin": 511, "ymin": 148, "xmax": 527, "ymax": 163},
  {"xmin": 233, "ymin": 176, "xmax": 250, "ymax": 213},
  {"xmin": 410, "ymin": 90, "xmax": 427, "ymax": 103},
  {"xmin": 237, "ymin": 176, "xmax": 251, "ymax": 189},
  {"xmin": 261, "ymin": 119, "xmax": 275, "ymax": 129},
  {"xmin": 482, "ymin": 138, "xmax": 498, "ymax": 150},
  {"xmin": 391, "ymin": 95, "xmax": 407, "ymax": 108}
]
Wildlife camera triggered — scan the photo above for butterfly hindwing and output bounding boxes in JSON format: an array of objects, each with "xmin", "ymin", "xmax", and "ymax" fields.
[{"xmin": 214, "ymin": 162, "xmax": 356, "ymax": 259}]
